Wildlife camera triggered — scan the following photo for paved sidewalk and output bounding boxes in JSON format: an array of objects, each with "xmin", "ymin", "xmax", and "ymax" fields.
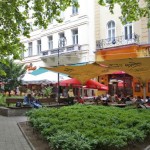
[{"xmin": 0, "ymin": 115, "xmax": 31, "ymax": 150}]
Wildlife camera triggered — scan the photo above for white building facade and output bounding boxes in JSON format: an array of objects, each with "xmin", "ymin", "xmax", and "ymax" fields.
[{"xmin": 20, "ymin": 0, "xmax": 96, "ymax": 68}]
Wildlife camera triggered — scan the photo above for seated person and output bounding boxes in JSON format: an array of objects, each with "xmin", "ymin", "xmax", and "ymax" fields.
[
  {"xmin": 74, "ymin": 96, "xmax": 84, "ymax": 104},
  {"xmin": 146, "ymin": 96, "xmax": 150, "ymax": 106},
  {"xmin": 23, "ymin": 93, "xmax": 42, "ymax": 108},
  {"xmin": 125, "ymin": 96, "xmax": 133, "ymax": 105},
  {"xmin": 101, "ymin": 94, "xmax": 108, "ymax": 105},
  {"xmin": 120, "ymin": 97, "xmax": 126, "ymax": 104},
  {"xmin": 125, "ymin": 96, "xmax": 131, "ymax": 101},
  {"xmin": 94, "ymin": 96, "xmax": 101, "ymax": 105},
  {"xmin": 135, "ymin": 96, "xmax": 146, "ymax": 108}
]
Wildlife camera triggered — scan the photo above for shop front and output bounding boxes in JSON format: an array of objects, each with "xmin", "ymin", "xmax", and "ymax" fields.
[{"xmin": 95, "ymin": 43, "xmax": 150, "ymax": 97}]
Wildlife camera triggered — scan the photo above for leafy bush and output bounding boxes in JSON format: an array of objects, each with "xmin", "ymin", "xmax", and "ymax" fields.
[
  {"xmin": 42, "ymin": 87, "xmax": 53, "ymax": 98},
  {"xmin": 0, "ymin": 94, "xmax": 6, "ymax": 106},
  {"xmin": 49, "ymin": 130, "xmax": 92, "ymax": 150},
  {"xmin": 27, "ymin": 105, "xmax": 150, "ymax": 150}
]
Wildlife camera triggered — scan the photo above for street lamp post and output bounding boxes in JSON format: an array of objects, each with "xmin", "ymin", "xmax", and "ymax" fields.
[{"xmin": 57, "ymin": 37, "xmax": 67, "ymax": 102}]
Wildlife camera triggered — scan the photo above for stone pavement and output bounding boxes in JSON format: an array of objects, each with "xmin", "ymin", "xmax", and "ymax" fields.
[{"xmin": 0, "ymin": 115, "xmax": 31, "ymax": 150}]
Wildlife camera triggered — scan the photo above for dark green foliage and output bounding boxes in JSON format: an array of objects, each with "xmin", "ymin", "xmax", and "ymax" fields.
[
  {"xmin": 0, "ymin": 93, "xmax": 6, "ymax": 106},
  {"xmin": 42, "ymin": 86, "xmax": 53, "ymax": 98},
  {"xmin": 26, "ymin": 105, "xmax": 150, "ymax": 150},
  {"xmin": 49, "ymin": 131, "xmax": 92, "ymax": 150},
  {"xmin": 0, "ymin": 58, "xmax": 26, "ymax": 91},
  {"xmin": 0, "ymin": 0, "xmax": 79, "ymax": 60}
]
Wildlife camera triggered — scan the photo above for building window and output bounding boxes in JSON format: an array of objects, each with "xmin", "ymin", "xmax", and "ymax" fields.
[
  {"xmin": 37, "ymin": 40, "xmax": 41, "ymax": 55},
  {"xmin": 58, "ymin": 32, "xmax": 66, "ymax": 47},
  {"xmin": 72, "ymin": 2, "xmax": 78, "ymax": 15},
  {"xmin": 135, "ymin": 82, "xmax": 141, "ymax": 92},
  {"xmin": 72, "ymin": 29, "xmax": 78, "ymax": 45},
  {"xmin": 48, "ymin": 36, "xmax": 53, "ymax": 50},
  {"xmin": 28, "ymin": 42, "xmax": 32, "ymax": 56},
  {"xmin": 124, "ymin": 23, "xmax": 133, "ymax": 40},
  {"xmin": 107, "ymin": 21, "xmax": 115, "ymax": 42}
]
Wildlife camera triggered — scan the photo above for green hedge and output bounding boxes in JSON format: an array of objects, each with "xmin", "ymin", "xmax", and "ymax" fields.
[
  {"xmin": 0, "ymin": 94, "xmax": 6, "ymax": 106},
  {"xmin": 26, "ymin": 105, "xmax": 150, "ymax": 150}
]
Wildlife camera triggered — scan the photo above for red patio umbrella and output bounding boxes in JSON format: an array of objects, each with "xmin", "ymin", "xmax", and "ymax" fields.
[
  {"xmin": 85, "ymin": 80, "xmax": 108, "ymax": 90},
  {"xmin": 112, "ymin": 71, "xmax": 126, "ymax": 74},
  {"xmin": 59, "ymin": 78, "xmax": 108, "ymax": 91},
  {"xmin": 59, "ymin": 78, "xmax": 81, "ymax": 86}
]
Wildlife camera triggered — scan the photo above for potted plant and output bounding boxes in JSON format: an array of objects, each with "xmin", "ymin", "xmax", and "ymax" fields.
[{"xmin": 42, "ymin": 86, "xmax": 53, "ymax": 98}]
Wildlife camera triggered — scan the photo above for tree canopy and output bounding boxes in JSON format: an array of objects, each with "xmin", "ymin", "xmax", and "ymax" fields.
[
  {"xmin": 1, "ymin": 0, "xmax": 150, "ymax": 63},
  {"xmin": 0, "ymin": 0, "xmax": 78, "ymax": 60}
]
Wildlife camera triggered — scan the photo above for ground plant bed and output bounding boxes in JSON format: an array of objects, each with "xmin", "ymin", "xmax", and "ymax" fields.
[
  {"xmin": 25, "ymin": 105, "xmax": 150, "ymax": 150},
  {"xmin": 19, "ymin": 122, "xmax": 150, "ymax": 150},
  {"xmin": 18, "ymin": 121, "xmax": 150, "ymax": 150},
  {"xmin": 18, "ymin": 121, "xmax": 50, "ymax": 150}
]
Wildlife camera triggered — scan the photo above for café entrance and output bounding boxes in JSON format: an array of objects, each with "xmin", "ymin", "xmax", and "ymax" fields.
[{"xmin": 108, "ymin": 74, "xmax": 133, "ymax": 96}]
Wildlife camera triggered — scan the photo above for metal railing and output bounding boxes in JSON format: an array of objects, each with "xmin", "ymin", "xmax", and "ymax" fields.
[
  {"xmin": 40, "ymin": 45, "xmax": 80, "ymax": 57},
  {"xmin": 96, "ymin": 33, "xmax": 139, "ymax": 50}
]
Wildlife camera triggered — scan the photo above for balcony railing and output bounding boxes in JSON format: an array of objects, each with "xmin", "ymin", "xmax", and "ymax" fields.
[
  {"xmin": 96, "ymin": 33, "xmax": 139, "ymax": 50},
  {"xmin": 51, "ymin": 48, "xmax": 65, "ymax": 54},
  {"xmin": 40, "ymin": 45, "xmax": 81, "ymax": 57},
  {"xmin": 67, "ymin": 45, "xmax": 80, "ymax": 51}
]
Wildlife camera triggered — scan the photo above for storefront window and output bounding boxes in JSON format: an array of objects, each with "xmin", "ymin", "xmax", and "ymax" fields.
[{"xmin": 135, "ymin": 83, "xmax": 140, "ymax": 92}]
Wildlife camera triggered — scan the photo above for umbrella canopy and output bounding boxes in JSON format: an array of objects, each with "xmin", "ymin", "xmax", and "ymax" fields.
[
  {"xmin": 34, "ymin": 71, "xmax": 70, "ymax": 84},
  {"xmin": 21, "ymin": 73, "xmax": 38, "ymax": 84},
  {"xmin": 44, "ymin": 63, "xmax": 116, "ymax": 84},
  {"xmin": 98, "ymin": 57, "xmax": 150, "ymax": 100},
  {"xmin": 112, "ymin": 71, "xmax": 126, "ymax": 74},
  {"xmin": 31, "ymin": 68, "xmax": 48, "ymax": 75},
  {"xmin": 21, "ymin": 68, "xmax": 70, "ymax": 84},
  {"xmin": 85, "ymin": 80, "xmax": 108, "ymax": 90},
  {"xmin": 59, "ymin": 78, "xmax": 81, "ymax": 86},
  {"xmin": 98, "ymin": 57, "xmax": 150, "ymax": 83},
  {"xmin": 59, "ymin": 78, "xmax": 108, "ymax": 90}
]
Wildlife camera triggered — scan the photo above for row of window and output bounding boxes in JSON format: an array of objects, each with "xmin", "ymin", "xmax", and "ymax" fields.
[
  {"xmin": 27, "ymin": 21, "xmax": 133, "ymax": 56},
  {"xmin": 28, "ymin": 29, "xmax": 78, "ymax": 56},
  {"xmin": 107, "ymin": 21, "xmax": 133, "ymax": 41}
]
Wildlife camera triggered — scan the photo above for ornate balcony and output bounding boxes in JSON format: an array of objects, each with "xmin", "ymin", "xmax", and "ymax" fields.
[
  {"xmin": 40, "ymin": 45, "xmax": 81, "ymax": 57},
  {"xmin": 96, "ymin": 33, "xmax": 139, "ymax": 50}
]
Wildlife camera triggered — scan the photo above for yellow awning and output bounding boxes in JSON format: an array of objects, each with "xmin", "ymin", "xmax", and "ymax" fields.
[
  {"xmin": 44, "ymin": 63, "xmax": 116, "ymax": 84},
  {"xmin": 98, "ymin": 57, "xmax": 150, "ymax": 83}
]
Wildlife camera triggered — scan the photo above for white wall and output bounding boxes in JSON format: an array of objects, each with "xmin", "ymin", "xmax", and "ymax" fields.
[
  {"xmin": 41, "ymin": 36, "xmax": 48, "ymax": 51},
  {"xmin": 32, "ymin": 41, "xmax": 37, "ymax": 55},
  {"xmin": 20, "ymin": 0, "xmax": 96, "ymax": 67},
  {"xmin": 99, "ymin": 4, "xmax": 122, "ymax": 39}
]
